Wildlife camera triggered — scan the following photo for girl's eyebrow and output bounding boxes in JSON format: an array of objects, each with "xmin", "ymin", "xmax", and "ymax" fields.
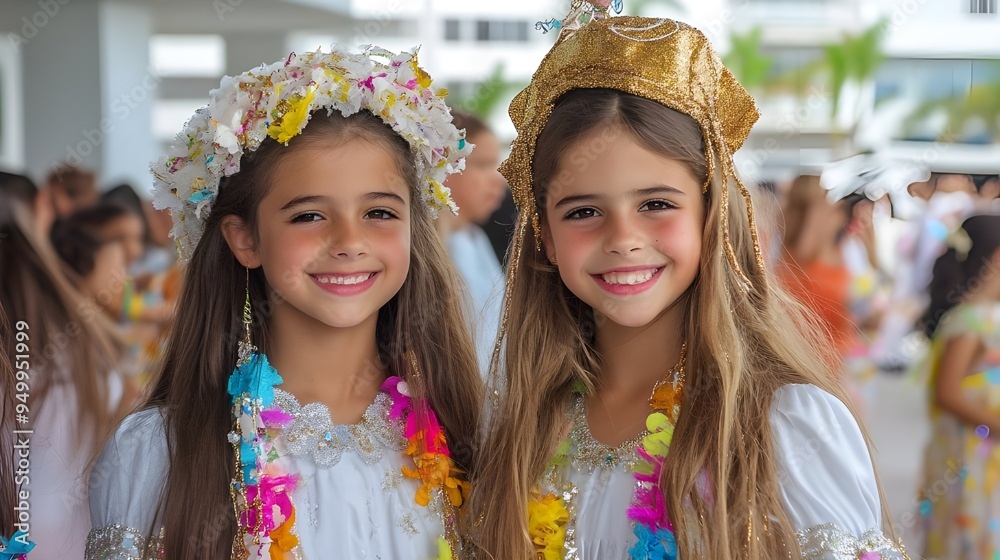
[
  {"xmin": 280, "ymin": 194, "xmax": 328, "ymax": 211},
  {"xmin": 553, "ymin": 184, "xmax": 686, "ymax": 209},
  {"xmin": 553, "ymin": 193, "xmax": 601, "ymax": 209},
  {"xmin": 634, "ymin": 185, "xmax": 686, "ymax": 197},
  {"xmin": 280, "ymin": 191, "xmax": 407, "ymax": 211},
  {"xmin": 363, "ymin": 191, "xmax": 408, "ymax": 206}
]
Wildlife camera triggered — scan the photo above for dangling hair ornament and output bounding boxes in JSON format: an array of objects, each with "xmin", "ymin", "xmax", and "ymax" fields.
[
  {"xmin": 536, "ymin": 0, "xmax": 624, "ymax": 34},
  {"xmin": 0, "ymin": 530, "xmax": 35, "ymax": 560},
  {"xmin": 227, "ymin": 268, "xmax": 297, "ymax": 559}
]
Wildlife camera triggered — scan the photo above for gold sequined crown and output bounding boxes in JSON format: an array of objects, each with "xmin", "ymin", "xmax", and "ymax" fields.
[{"xmin": 500, "ymin": 15, "xmax": 764, "ymax": 287}]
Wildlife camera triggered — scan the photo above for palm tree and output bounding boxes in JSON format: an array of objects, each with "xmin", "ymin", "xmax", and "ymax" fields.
[
  {"xmin": 722, "ymin": 27, "xmax": 774, "ymax": 92},
  {"xmin": 904, "ymin": 60, "xmax": 1000, "ymax": 144},
  {"xmin": 447, "ymin": 62, "xmax": 527, "ymax": 119},
  {"xmin": 767, "ymin": 19, "xmax": 887, "ymax": 153},
  {"xmin": 822, "ymin": 20, "xmax": 887, "ymax": 125}
]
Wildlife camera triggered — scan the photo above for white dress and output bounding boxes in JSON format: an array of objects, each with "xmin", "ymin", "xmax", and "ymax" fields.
[
  {"xmin": 85, "ymin": 388, "xmax": 453, "ymax": 559},
  {"xmin": 541, "ymin": 384, "xmax": 907, "ymax": 559},
  {"xmin": 27, "ymin": 370, "xmax": 122, "ymax": 560},
  {"xmin": 445, "ymin": 225, "xmax": 504, "ymax": 377}
]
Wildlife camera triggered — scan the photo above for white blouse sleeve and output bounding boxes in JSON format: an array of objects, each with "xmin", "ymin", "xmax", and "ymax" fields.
[
  {"xmin": 85, "ymin": 408, "xmax": 168, "ymax": 559},
  {"xmin": 770, "ymin": 384, "xmax": 908, "ymax": 560}
]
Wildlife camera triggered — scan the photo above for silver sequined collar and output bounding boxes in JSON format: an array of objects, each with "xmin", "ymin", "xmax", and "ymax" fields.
[
  {"xmin": 273, "ymin": 389, "xmax": 407, "ymax": 469},
  {"xmin": 568, "ymin": 394, "xmax": 646, "ymax": 471}
]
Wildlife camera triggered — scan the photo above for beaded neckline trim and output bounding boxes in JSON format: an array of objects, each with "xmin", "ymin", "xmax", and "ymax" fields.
[
  {"xmin": 274, "ymin": 388, "xmax": 406, "ymax": 468},
  {"xmin": 568, "ymin": 395, "xmax": 647, "ymax": 470}
]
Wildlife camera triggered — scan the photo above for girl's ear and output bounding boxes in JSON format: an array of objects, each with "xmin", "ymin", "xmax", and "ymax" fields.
[{"xmin": 220, "ymin": 215, "xmax": 262, "ymax": 268}]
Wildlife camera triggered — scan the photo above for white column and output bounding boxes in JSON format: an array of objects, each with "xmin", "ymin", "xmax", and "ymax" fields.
[
  {"xmin": 225, "ymin": 33, "xmax": 289, "ymax": 76},
  {"xmin": 99, "ymin": 1, "xmax": 157, "ymax": 195},
  {"xmin": 0, "ymin": 34, "xmax": 25, "ymax": 171},
  {"xmin": 16, "ymin": 0, "xmax": 155, "ymax": 192},
  {"xmin": 19, "ymin": 0, "xmax": 104, "ymax": 183}
]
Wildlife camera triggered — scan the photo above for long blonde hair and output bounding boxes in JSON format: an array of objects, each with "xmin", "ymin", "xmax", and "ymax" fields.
[{"xmin": 470, "ymin": 89, "xmax": 883, "ymax": 558}]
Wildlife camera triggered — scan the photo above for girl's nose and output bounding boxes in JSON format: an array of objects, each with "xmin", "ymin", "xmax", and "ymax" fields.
[
  {"xmin": 602, "ymin": 213, "xmax": 643, "ymax": 255},
  {"xmin": 326, "ymin": 221, "xmax": 368, "ymax": 259}
]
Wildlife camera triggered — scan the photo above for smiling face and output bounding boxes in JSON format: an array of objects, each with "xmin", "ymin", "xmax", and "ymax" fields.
[
  {"xmin": 541, "ymin": 125, "xmax": 705, "ymax": 328},
  {"xmin": 244, "ymin": 138, "xmax": 411, "ymax": 331}
]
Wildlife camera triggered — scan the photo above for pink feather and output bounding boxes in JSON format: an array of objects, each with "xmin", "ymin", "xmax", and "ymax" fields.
[{"xmin": 260, "ymin": 409, "xmax": 294, "ymax": 428}]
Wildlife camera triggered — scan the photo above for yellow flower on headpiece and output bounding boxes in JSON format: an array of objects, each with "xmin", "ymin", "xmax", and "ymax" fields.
[
  {"xmin": 267, "ymin": 86, "xmax": 317, "ymax": 145},
  {"xmin": 322, "ymin": 69, "xmax": 350, "ymax": 103},
  {"xmin": 430, "ymin": 181, "xmax": 457, "ymax": 214},
  {"xmin": 153, "ymin": 46, "xmax": 472, "ymax": 261},
  {"xmin": 409, "ymin": 57, "xmax": 433, "ymax": 89}
]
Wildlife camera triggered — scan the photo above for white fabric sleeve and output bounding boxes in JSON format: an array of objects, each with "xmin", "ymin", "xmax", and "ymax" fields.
[
  {"xmin": 85, "ymin": 408, "xmax": 168, "ymax": 559},
  {"xmin": 770, "ymin": 384, "xmax": 907, "ymax": 560}
]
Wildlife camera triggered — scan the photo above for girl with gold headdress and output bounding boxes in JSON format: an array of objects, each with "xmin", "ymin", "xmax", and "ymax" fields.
[{"xmin": 469, "ymin": 2, "xmax": 908, "ymax": 559}]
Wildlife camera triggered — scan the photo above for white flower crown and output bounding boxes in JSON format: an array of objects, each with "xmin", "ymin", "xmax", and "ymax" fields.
[{"xmin": 151, "ymin": 45, "xmax": 472, "ymax": 260}]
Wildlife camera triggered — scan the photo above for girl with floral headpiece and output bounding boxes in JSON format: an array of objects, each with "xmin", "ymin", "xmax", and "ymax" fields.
[
  {"xmin": 469, "ymin": 3, "xmax": 908, "ymax": 559},
  {"xmin": 85, "ymin": 45, "xmax": 482, "ymax": 560}
]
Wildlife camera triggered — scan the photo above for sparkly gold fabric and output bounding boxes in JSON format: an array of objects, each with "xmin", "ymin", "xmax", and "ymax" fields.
[
  {"xmin": 499, "ymin": 15, "xmax": 764, "ymax": 288},
  {"xmin": 85, "ymin": 525, "xmax": 164, "ymax": 560}
]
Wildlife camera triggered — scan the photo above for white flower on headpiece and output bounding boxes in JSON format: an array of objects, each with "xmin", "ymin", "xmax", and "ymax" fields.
[{"xmin": 151, "ymin": 45, "xmax": 473, "ymax": 260}]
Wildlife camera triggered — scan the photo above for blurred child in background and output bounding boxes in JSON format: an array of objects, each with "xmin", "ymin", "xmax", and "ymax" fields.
[
  {"xmin": 918, "ymin": 214, "xmax": 1000, "ymax": 560},
  {"xmin": 0, "ymin": 171, "xmax": 135, "ymax": 560},
  {"xmin": 440, "ymin": 110, "xmax": 508, "ymax": 375}
]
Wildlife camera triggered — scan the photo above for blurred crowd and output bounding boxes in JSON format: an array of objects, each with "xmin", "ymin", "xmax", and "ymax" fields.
[
  {"xmin": 2, "ymin": 145, "xmax": 1000, "ymax": 558},
  {"xmin": 0, "ymin": 167, "xmax": 181, "ymax": 557}
]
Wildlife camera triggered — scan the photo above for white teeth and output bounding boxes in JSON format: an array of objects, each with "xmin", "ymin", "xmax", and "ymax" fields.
[
  {"xmin": 601, "ymin": 269, "xmax": 656, "ymax": 285},
  {"xmin": 315, "ymin": 273, "xmax": 373, "ymax": 285}
]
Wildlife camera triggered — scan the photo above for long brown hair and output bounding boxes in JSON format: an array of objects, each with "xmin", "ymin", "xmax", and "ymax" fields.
[
  {"xmin": 146, "ymin": 109, "xmax": 482, "ymax": 558},
  {"xmin": 471, "ymin": 89, "xmax": 882, "ymax": 558},
  {"xmin": 1, "ymin": 305, "xmax": 15, "ymax": 537},
  {"xmin": 0, "ymin": 172, "xmax": 120, "ymax": 442}
]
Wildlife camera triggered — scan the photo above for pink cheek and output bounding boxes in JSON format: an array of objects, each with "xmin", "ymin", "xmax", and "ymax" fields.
[
  {"xmin": 557, "ymin": 232, "xmax": 597, "ymax": 266},
  {"xmin": 655, "ymin": 214, "xmax": 699, "ymax": 239}
]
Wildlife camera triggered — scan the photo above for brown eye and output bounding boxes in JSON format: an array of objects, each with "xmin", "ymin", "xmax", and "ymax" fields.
[
  {"xmin": 365, "ymin": 209, "xmax": 398, "ymax": 220},
  {"xmin": 291, "ymin": 212, "xmax": 323, "ymax": 223},
  {"xmin": 639, "ymin": 200, "xmax": 676, "ymax": 212},
  {"xmin": 565, "ymin": 207, "xmax": 599, "ymax": 220}
]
